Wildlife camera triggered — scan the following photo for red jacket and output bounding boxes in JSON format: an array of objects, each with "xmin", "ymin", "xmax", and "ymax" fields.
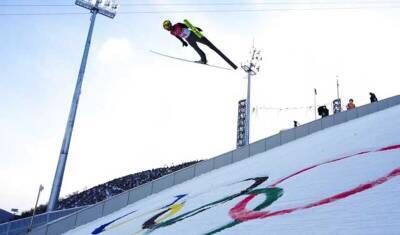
[
  {"xmin": 346, "ymin": 102, "xmax": 356, "ymax": 110},
  {"xmin": 170, "ymin": 23, "xmax": 191, "ymax": 39}
]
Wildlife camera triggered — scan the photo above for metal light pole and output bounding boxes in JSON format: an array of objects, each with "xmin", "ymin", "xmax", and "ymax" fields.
[
  {"xmin": 47, "ymin": 0, "xmax": 119, "ymax": 212},
  {"xmin": 314, "ymin": 88, "xmax": 317, "ymax": 120},
  {"xmin": 332, "ymin": 78, "xmax": 342, "ymax": 113},
  {"xmin": 336, "ymin": 78, "xmax": 340, "ymax": 99},
  {"xmin": 241, "ymin": 47, "xmax": 261, "ymax": 145},
  {"xmin": 27, "ymin": 185, "xmax": 44, "ymax": 232}
]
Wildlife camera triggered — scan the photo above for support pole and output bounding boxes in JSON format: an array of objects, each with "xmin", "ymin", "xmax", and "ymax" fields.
[
  {"xmin": 245, "ymin": 63, "xmax": 252, "ymax": 145},
  {"xmin": 27, "ymin": 185, "xmax": 44, "ymax": 232},
  {"xmin": 314, "ymin": 88, "xmax": 317, "ymax": 120},
  {"xmin": 47, "ymin": 10, "xmax": 98, "ymax": 212},
  {"xmin": 241, "ymin": 47, "xmax": 261, "ymax": 145},
  {"xmin": 336, "ymin": 78, "xmax": 340, "ymax": 99}
]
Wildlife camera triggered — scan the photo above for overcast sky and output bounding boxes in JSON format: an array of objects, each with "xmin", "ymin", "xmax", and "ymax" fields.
[{"xmin": 1, "ymin": 0, "xmax": 400, "ymax": 212}]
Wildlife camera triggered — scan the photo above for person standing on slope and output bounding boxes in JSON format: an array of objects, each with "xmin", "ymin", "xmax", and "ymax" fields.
[
  {"xmin": 346, "ymin": 98, "xmax": 356, "ymax": 110},
  {"xmin": 369, "ymin": 92, "xmax": 378, "ymax": 103},
  {"xmin": 162, "ymin": 20, "xmax": 237, "ymax": 69}
]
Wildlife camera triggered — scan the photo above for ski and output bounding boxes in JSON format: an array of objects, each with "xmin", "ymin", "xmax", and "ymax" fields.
[{"xmin": 150, "ymin": 50, "xmax": 233, "ymax": 71}]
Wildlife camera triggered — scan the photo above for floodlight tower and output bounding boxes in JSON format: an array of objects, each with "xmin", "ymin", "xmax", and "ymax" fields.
[
  {"xmin": 47, "ymin": 0, "xmax": 119, "ymax": 212},
  {"xmin": 241, "ymin": 47, "xmax": 261, "ymax": 146}
]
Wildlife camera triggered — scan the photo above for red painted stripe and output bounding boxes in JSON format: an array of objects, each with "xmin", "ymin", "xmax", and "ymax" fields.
[
  {"xmin": 302, "ymin": 167, "xmax": 400, "ymax": 210},
  {"xmin": 230, "ymin": 167, "xmax": 400, "ymax": 222},
  {"xmin": 379, "ymin": 144, "xmax": 400, "ymax": 152},
  {"xmin": 270, "ymin": 151, "xmax": 370, "ymax": 187},
  {"xmin": 230, "ymin": 144, "xmax": 400, "ymax": 222},
  {"xmin": 270, "ymin": 165, "xmax": 318, "ymax": 187},
  {"xmin": 270, "ymin": 144, "xmax": 399, "ymax": 187}
]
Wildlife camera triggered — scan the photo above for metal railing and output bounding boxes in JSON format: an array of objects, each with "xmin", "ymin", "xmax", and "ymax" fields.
[{"xmin": 0, "ymin": 207, "xmax": 86, "ymax": 235}]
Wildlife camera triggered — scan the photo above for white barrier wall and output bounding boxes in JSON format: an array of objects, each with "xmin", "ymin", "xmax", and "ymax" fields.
[
  {"xmin": 295, "ymin": 124, "xmax": 309, "ymax": 139},
  {"xmin": 75, "ymin": 204, "xmax": 102, "ymax": 227},
  {"xmin": 128, "ymin": 182, "xmax": 152, "ymax": 204},
  {"xmin": 194, "ymin": 159, "xmax": 213, "ymax": 176},
  {"xmin": 103, "ymin": 191, "xmax": 129, "ymax": 216},
  {"xmin": 265, "ymin": 134, "xmax": 281, "ymax": 150},
  {"xmin": 0, "ymin": 207, "xmax": 85, "ymax": 235},
  {"xmin": 309, "ymin": 119, "xmax": 322, "ymax": 134},
  {"xmin": 233, "ymin": 145, "xmax": 250, "ymax": 162},
  {"xmin": 250, "ymin": 139, "xmax": 266, "ymax": 156},
  {"xmin": 151, "ymin": 175, "xmax": 175, "ymax": 194},
  {"xmin": 27, "ymin": 95, "xmax": 400, "ymax": 235},
  {"xmin": 174, "ymin": 166, "xmax": 196, "ymax": 185},
  {"xmin": 213, "ymin": 151, "xmax": 233, "ymax": 169},
  {"xmin": 281, "ymin": 129, "xmax": 296, "ymax": 144}
]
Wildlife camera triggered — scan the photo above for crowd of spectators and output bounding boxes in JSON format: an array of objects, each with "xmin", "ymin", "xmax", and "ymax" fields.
[
  {"xmin": 57, "ymin": 160, "xmax": 200, "ymax": 210},
  {"xmin": 14, "ymin": 160, "xmax": 200, "ymax": 220}
]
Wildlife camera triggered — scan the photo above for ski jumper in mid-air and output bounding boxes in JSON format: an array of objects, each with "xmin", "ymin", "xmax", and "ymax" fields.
[{"xmin": 162, "ymin": 20, "xmax": 238, "ymax": 70}]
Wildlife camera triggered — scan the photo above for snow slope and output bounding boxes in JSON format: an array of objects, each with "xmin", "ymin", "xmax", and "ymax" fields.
[{"xmin": 65, "ymin": 105, "xmax": 400, "ymax": 235}]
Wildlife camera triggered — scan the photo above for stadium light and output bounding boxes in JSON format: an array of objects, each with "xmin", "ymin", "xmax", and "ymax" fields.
[
  {"xmin": 75, "ymin": 0, "xmax": 119, "ymax": 18},
  {"xmin": 47, "ymin": 0, "xmax": 119, "ymax": 212},
  {"xmin": 241, "ymin": 47, "xmax": 262, "ymax": 146}
]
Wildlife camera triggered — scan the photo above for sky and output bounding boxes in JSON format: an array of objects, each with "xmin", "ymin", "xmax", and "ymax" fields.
[{"xmin": 1, "ymin": 0, "xmax": 400, "ymax": 212}]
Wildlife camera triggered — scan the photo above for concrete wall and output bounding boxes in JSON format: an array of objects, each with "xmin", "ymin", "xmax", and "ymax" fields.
[
  {"xmin": 103, "ymin": 191, "xmax": 129, "ymax": 216},
  {"xmin": 28, "ymin": 95, "xmax": 400, "ymax": 235},
  {"xmin": 194, "ymin": 159, "xmax": 213, "ymax": 176},
  {"xmin": 128, "ymin": 183, "xmax": 152, "ymax": 204},
  {"xmin": 280, "ymin": 129, "xmax": 295, "ymax": 145},
  {"xmin": 321, "ymin": 115, "xmax": 335, "ymax": 129},
  {"xmin": 295, "ymin": 124, "xmax": 309, "ymax": 139},
  {"xmin": 0, "ymin": 207, "xmax": 85, "ymax": 235},
  {"xmin": 46, "ymin": 214, "xmax": 77, "ymax": 235},
  {"xmin": 174, "ymin": 166, "xmax": 196, "ymax": 185},
  {"xmin": 309, "ymin": 119, "xmax": 322, "ymax": 134},
  {"xmin": 233, "ymin": 145, "xmax": 250, "ymax": 162},
  {"xmin": 333, "ymin": 111, "xmax": 347, "ymax": 125},
  {"xmin": 265, "ymin": 134, "xmax": 280, "ymax": 150},
  {"xmin": 213, "ymin": 151, "xmax": 233, "ymax": 169},
  {"xmin": 152, "ymin": 175, "xmax": 174, "ymax": 194},
  {"xmin": 250, "ymin": 139, "xmax": 266, "ymax": 156},
  {"xmin": 75, "ymin": 204, "xmax": 103, "ymax": 227}
]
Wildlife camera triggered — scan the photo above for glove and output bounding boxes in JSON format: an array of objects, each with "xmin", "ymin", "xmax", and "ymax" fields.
[{"xmin": 182, "ymin": 42, "xmax": 188, "ymax": 47}]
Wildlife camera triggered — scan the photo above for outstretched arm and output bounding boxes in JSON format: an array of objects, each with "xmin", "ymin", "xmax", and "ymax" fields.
[{"xmin": 175, "ymin": 36, "xmax": 188, "ymax": 47}]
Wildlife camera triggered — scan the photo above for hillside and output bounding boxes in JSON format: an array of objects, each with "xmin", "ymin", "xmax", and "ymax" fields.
[{"xmin": 64, "ymin": 105, "xmax": 400, "ymax": 234}]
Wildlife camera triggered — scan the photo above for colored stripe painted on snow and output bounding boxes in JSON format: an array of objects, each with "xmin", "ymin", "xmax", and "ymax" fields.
[
  {"xmin": 86, "ymin": 144, "xmax": 400, "ymax": 235},
  {"xmin": 230, "ymin": 144, "xmax": 400, "ymax": 222}
]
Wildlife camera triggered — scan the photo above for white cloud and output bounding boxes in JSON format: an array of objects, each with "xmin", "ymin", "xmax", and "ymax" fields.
[{"xmin": 97, "ymin": 37, "xmax": 135, "ymax": 64}]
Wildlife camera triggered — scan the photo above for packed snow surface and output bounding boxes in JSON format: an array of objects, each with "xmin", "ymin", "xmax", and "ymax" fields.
[{"xmin": 65, "ymin": 105, "xmax": 400, "ymax": 235}]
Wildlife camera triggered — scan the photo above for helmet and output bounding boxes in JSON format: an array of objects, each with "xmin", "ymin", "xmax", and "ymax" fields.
[{"xmin": 163, "ymin": 20, "xmax": 172, "ymax": 30}]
